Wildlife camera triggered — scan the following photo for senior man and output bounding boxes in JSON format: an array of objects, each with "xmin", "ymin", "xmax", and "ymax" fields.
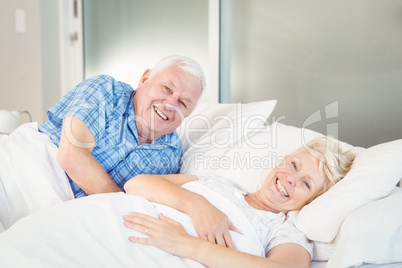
[{"xmin": 39, "ymin": 55, "xmax": 205, "ymax": 198}]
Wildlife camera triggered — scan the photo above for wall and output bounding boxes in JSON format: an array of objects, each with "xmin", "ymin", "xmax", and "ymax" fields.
[
  {"xmin": 0, "ymin": 0, "xmax": 44, "ymax": 123},
  {"xmin": 40, "ymin": 0, "xmax": 62, "ymax": 120},
  {"xmin": 1, "ymin": 0, "xmax": 211, "ymax": 125},
  {"xmin": 225, "ymin": 0, "xmax": 402, "ymax": 148},
  {"xmin": 83, "ymin": 0, "xmax": 212, "ymax": 102},
  {"xmin": 1, "ymin": 1, "xmax": 401, "ymax": 147},
  {"xmin": 0, "ymin": 0, "xmax": 62, "ymax": 124}
]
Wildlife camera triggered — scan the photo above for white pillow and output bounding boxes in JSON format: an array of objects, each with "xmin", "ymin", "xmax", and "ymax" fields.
[
  {"xmin": 180, "ymin": 120, "xmax": 353, "ymax": 194},
  {"xmin": 177, "ymin": 100, "xmax": 277, "ymax": 155},
  {"xmin": 179, "ymin": 102, "xmax": 402, "ymax": 257},
  {"xmin": 326, "ymin": 187, "xmax": 402, "ymax": 268},
  {"xmin": 289, "ymin": 138, "xmax": 402, "ymax": 243},
  {"xmin": 178, "ymin": 100, "xmax": 278, "ymax": 192}
]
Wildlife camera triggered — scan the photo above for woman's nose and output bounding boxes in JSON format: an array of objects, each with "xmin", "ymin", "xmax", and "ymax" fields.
[{"xmin": 285, "ymin": 173, "xmax": 299, "ymax": 186}]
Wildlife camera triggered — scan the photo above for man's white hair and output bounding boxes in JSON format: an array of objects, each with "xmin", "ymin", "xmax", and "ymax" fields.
[{"xmin": 148, "ymin": 55, "xmax": 206, "ymax": 91}]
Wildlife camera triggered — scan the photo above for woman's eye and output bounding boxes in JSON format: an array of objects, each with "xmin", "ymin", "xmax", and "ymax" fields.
[
  {"xmin": 292, "ymin": 162, "xmax": 297, "ymax": 170},
  {"xmin": 304, "ymin": 181, "xmax": 311, "ymax": 190}
]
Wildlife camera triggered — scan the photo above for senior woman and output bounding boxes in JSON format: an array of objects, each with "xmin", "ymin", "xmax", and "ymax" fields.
[{"xmin": 123, "ymin": 136, "xmax": 355, "ymax": 268}]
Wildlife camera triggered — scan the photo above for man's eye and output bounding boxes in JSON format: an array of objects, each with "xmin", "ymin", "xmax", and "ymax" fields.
[
  {"xmin": 179, "ymin": 100, "xmax": 187, "ymax": 109},
  {"xmin": 164, "ymin": 86, "xmax": 172, "ymax": 93}
]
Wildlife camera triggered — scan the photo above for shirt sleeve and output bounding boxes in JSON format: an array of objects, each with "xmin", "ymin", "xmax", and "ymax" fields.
[
  {"xmin": 46, "ymin": 75, "xmax": 125, "ymax": 142},
  {"xmin": 266, "ymin": 216, "xmax": 314, "ymax": 260}
]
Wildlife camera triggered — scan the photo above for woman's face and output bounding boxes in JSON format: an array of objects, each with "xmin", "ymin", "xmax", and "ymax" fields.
[{"xmin": 256, "ymin": 149, "xmax": 326, "ymax": 213}]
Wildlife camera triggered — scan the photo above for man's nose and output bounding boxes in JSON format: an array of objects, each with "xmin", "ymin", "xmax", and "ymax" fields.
[{"xmin": 163, "ymin": 95, "xmax": 178, "ymax": 111}]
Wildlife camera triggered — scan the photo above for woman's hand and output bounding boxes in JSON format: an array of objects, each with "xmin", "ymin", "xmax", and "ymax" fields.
[
  {"xmin": 123, "ymin": 212, "xmax": 197, "ymax": 256},
  {"xmin": 187, "ymin": 201, "xmax": 238, "ymax": 249},
  {"xmin": 124, "ymin": 174, "xmax": 238, "ymax": 249},
  {"xmin": 124, "ymin": 212, "xmax": 311, "ymax": 268}
]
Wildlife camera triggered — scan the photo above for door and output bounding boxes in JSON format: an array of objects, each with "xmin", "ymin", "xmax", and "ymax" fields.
[{"xmin": 59, "ymin": 0, "xmax": 84, "ymax": 96}]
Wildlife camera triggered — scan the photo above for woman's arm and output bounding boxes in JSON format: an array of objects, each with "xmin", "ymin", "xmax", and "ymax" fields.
[
  {"xmin": 123, "ymin": 174, "xmax": 237, "ymax": 248},
  {"xmin": 123, "ymin": 212, "xmax": 310, "ymax": 268},
  {"xmin": 123, "ymin": 174, "xmax": 198, "ymax": 209}
]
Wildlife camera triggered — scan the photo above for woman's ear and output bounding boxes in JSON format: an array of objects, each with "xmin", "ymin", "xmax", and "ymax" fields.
[{"xmin": 138, "ymin": 69, "xmax": 151, "ymax": 88}]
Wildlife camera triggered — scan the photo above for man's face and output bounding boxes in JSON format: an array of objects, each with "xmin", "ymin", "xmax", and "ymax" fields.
[{"xmin": 133, "ymin": 64, "xmax": 202, "ymax": 143}]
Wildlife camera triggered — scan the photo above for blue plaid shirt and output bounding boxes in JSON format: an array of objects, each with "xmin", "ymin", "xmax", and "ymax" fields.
[{"xmin": 39, "ymin": 75, "xmax": 182, "ymax": 198}]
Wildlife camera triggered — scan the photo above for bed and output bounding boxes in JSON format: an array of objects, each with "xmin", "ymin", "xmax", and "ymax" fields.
[{"xmin": 0, "ymin": 100, "xmax": 401, "ymax": 267}]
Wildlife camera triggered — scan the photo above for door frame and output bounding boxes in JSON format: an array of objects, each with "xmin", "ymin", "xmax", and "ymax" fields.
[{"xmin": 58, "ymin": 0, "xmax": 84, "ymax": 96}]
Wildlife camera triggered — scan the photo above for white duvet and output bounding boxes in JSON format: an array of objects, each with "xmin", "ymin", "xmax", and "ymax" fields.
[
  {"xmin": 0, "ymin": 123, "xmax": 264, "ymax": 267},
  {"xmin": 0, "ymin": 186, "xmax": 265, "ymax": 267},
  {"xmin": 0, "ymin": 123, "xmax": 74, "ymax": 231}
]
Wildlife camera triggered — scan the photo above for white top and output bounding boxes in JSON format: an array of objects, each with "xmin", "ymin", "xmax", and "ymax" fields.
[{"xmin": 197, "ymin": 176, "xmax": 313, "ymax": 257}]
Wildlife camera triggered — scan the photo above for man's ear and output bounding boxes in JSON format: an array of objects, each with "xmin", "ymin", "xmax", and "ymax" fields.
[{"xmin": 138, "ymin": 69, "xmax": 151, "ymax": 88}]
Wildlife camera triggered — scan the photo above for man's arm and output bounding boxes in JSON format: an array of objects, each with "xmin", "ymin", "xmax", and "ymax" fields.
[{"xmin": 57, "ymin": 116, "xmax": 122, "ymax": 195}]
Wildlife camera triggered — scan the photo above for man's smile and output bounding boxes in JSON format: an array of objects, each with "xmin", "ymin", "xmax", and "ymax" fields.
[{"xmin": 153, "ymin": 105, "xmax": 168, "ymax": 121}]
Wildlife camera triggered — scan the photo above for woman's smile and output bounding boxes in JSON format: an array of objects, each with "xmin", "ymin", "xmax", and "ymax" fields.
[{"xmin": 275, "ymin": 178, "xmax": 289, "ymax": 198}]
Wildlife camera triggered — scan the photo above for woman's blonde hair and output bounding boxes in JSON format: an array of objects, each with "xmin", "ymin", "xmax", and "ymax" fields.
[{"xmin": 289, "ymin": 136, "xmax": 355, "ymax": 200}]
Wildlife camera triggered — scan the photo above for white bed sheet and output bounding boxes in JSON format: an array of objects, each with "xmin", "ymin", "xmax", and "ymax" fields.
[
  {"xmin": 0, "ymin": 123, "xmax": 74, "ymax": 230},
  {"xmin": 1, "ymin": 121, "xmax": 401, "ymax": 267},
  {"xmin": 311, "ymin": 262, "xmax": 402, "ymax": 268},
  {"xmin": 0, "ymin": 185, "xmax": 264, "ymax": 267}
]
